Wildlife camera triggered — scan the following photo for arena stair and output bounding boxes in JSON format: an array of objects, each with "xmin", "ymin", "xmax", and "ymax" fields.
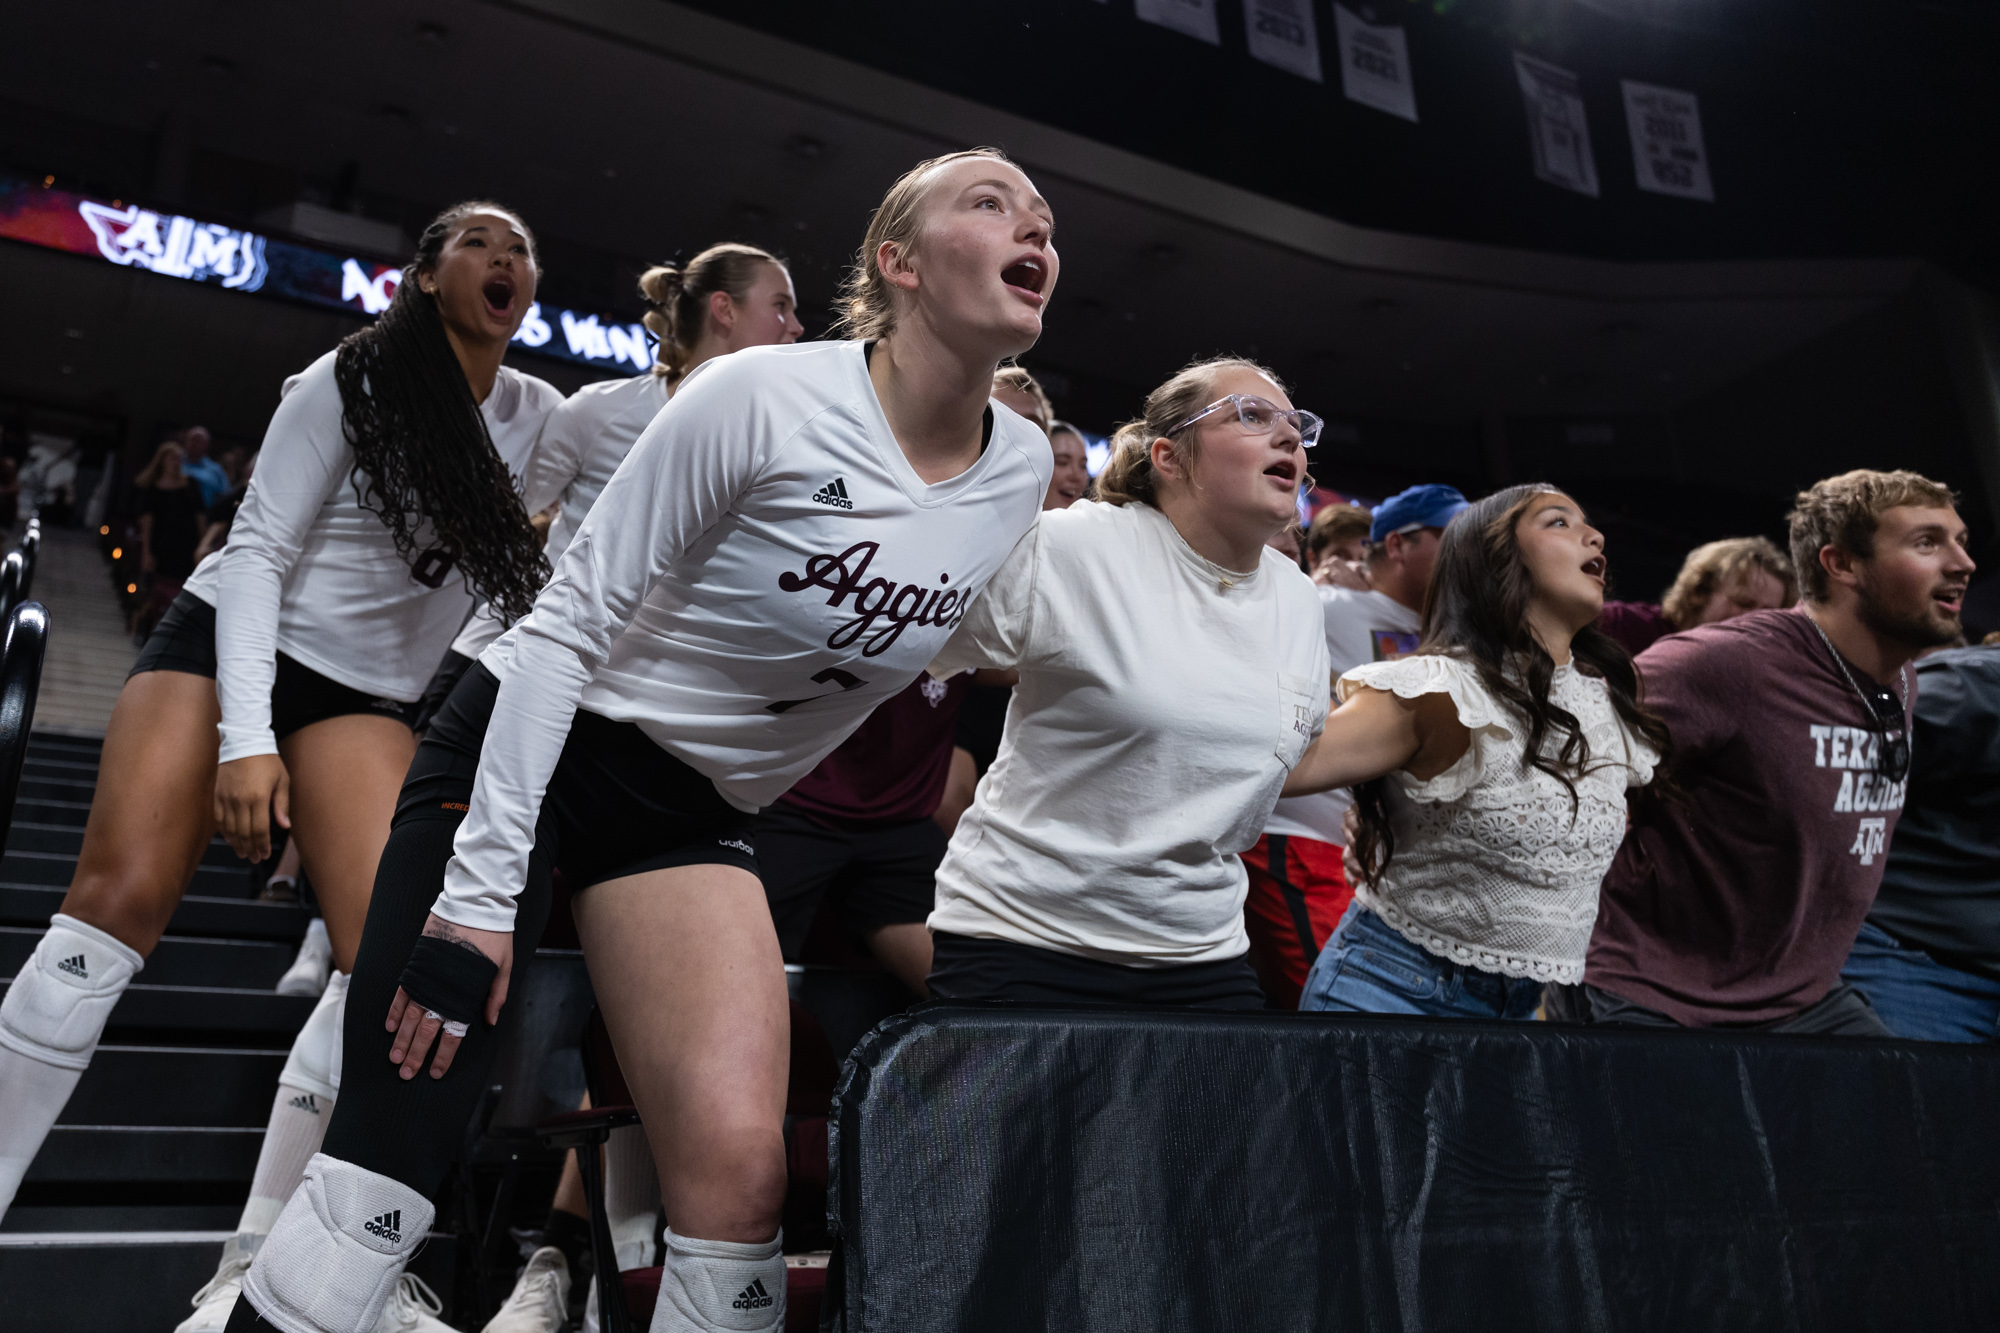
[{"xmin": 0, "ymin": 731, "xmax": 334, "ymax": 1332}]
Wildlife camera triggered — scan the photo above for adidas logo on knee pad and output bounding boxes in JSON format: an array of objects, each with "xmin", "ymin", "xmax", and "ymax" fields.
[
  {"xmin": 732, "ymin": 1278, "xmax": 775, "ymax": 1311},
  {"xmin": 56, "ymin": 954, "xmax": 88, "ymax": 978},
  {"xmin": 364, "ymin": 1210, "xmax": 402, "ymax": 1243}
]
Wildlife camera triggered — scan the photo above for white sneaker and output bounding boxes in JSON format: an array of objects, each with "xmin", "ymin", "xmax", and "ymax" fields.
[
  {"xmin": 276, "ymin": 919, "xmax": 332, "ymax": 997},
  {"xmin": 481, "ymin": 1246, "xmax": 571, "ymax": 1332},
  {"xmin": 376, "ymin": 1272, "xmax": 454, "ymax": 1332},
  {"xmin": 175, "ymin": 1250, "xmax": 250, "ymax": 1333}
]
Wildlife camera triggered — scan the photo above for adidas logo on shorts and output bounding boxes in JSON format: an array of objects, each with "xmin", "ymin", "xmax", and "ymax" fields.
[
  {"xmin": 732, "ymin": 1278, "xmax": 775, "ymax": 1311},
  {"xmin": 364, "ymin": 1210, "xmax": 402, "ymax": 1243},
  {"xmin": 717, "ymin": 838, "xmax": 754, "ymax": 856},
  {"xmin": 289, "ymin": 1093, "xmax": 319, "ymax": 1114},
  {"xmin": 810, "ymin": 477, "xmax": 854, "ymax": 509},
  {"xmin": 56, "ymin": 954, "xmax": 88, "ymax": 979}
]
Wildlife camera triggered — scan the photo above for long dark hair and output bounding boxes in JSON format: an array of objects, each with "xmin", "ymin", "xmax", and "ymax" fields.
[
  {"xmin": 1350, "ymin": 483, "xmax": 1673, "ymax": 886},
  {"xmin": 332, "ymin": 201, "xmax": 548, "ymax": 622}
]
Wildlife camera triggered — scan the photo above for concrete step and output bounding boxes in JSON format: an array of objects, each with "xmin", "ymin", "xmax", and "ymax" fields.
[
  {"xmin": 3, "ymin": 1202, "xmax": 240, "ymax": 1232},
  {"xmin": 60, "ymin": 1045, "xmax": 289, "ymax": 1127},
  {"xmin": 5, "ymin": 820, "xmax": 248, "ymax": 869},
  {"xmin": 0, "ymin": 926, "xmax": 299, "ymax": 989},
  {"xmin": 9, "ymin": 795, "xmax": 94, "ymax": 827},
  {"xmin": 24, "ymin": 1125, "xmax": 265, "ymax": 1185},
  {"xmin": 1, "ymin": 848, "xmax": 249, "ymax": 893},
  {"xmin": 21, "ymin": 755, "xmax": 102, "ymax": 781},
  {"xmin": 0, "ymin": 978, "xmax": 317, "ymax": 1041},
  {"xmin": 0, "ymin": 885, "xmax": 306, "ymax": 941},
  {"xmin": 0, "ymin": 1230, "xmax": 460, "ymax": 1333}
]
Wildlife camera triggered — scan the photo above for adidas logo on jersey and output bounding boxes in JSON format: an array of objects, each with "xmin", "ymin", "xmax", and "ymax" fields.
[
  {"xmin": 56, "ymin": 954, "xmax": 88, "ymax": 978},
  {"xmin": 289, "ymin": 1093, "xmax": 320, "ymax": 1115},
  {"xmin": 732, "ymin": 1278, "xmax": 775, "ymax": 1311},
  {"xmin": 811, "ymin": 477, "xmax": 854, "ymax": 509},
  {"xmin": 364, "ymin": 1210, "xmax": 403, "ymax": 1243}
]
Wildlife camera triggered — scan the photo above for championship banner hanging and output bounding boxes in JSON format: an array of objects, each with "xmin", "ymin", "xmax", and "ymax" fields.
[
  {"xmin": 1133, "ymin": 0, "xmax": 1219, "ymax": 45},
  {"xmin": 1246, "ymin": 0, "xmax": 1322, "ymax": 82},
  {"xmin": 0, "ymin": 175, "xmax": 652, "ymax": 374},
  {"xmin": 1622, "ymin": 80, "xmax": 1715, "ymax": 201},
  {"xmin": 1334, "ymin": 5, "xmax": 1418, "ymax": 122},
  {"xmin": 1514, "ymin": 53, "xmax": 1600, "ymax": 197}
]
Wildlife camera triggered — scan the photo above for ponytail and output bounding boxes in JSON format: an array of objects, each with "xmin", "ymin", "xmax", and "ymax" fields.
[{"xmin": 639, "ymin": 243, "xmax": 785, "ymax": 384}]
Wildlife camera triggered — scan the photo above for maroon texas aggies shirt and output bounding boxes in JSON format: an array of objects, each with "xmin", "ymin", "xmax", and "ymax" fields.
[
  {"xmin": 778, "ymin": 670, "xmax": 970, "ymax": 827},
  {"xmin": 1586, "ymin": 607, "xmax": 1915, "ymax": 1026}
]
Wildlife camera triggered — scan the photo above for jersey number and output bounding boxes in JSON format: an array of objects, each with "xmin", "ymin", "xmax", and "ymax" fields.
[{"xmin": 766, "ymin": 667, "xmax": 868, "ymax": 715}]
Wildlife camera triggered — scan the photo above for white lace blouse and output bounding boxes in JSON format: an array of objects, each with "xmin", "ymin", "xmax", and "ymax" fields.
[{"xmin": 1340, "ymin": 654, "xmax": 1659, "ymax": 983}]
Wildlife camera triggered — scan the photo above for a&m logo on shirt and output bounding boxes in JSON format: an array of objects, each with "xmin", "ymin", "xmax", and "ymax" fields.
[{"xmin": 1850, "ymin": 818, "xmax": 1888, "ymax": 867}]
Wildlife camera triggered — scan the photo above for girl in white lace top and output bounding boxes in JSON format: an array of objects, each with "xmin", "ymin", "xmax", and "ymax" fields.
[{"xmin": 1281, "ymin": 484, "xmax": 1668, "ymax": 1019}]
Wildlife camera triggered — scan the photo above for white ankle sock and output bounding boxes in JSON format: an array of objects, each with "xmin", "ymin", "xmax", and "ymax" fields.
[
  {"xmin": 0, "ymin": 914, "xmax": 142, "ymax": 1218},
  {"xmin": 650, "ymin": 1229, "xmax": 784, "ymax": 1333},
  {"xmin": 605, "ymin": 1124, "xmax": 661, "ymax": 1270}
]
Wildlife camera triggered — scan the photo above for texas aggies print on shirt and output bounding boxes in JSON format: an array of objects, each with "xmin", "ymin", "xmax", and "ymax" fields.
[{"xmin": 1586, "ymin": 608, "xmax": 1918, "ymax": 1027}]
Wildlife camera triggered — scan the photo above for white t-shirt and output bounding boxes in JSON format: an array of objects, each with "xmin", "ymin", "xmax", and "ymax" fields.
[
  {"xmin": 185, "ymin": 350, "xmax": 561, "ymax": 763},
  {"xmin": 450, "ymin": 371, "xmax": 675, "ymax": 660},
  {"xmin": 1262, "ymin": 584, "xmax": 1424, "ymax": 846},
  {"xmin": 927, "ymin": 501, "xmax": 1331, "ymax": 967},
  {"xmin": 436, "ymin": 340, "xmax": 1051, "ymax": 932}
]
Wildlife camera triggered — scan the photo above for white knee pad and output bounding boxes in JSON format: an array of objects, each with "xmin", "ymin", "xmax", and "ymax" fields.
[
  {"xmin": 240, "ymin": 1152, "xmax": 434, "ymax": 1333},
  {"xmin": 650, "ymin": 1229, "xmax": 785, "ymax": 1333},
  {"xmin": 279, "ymin": 971, "xmax": 349, "ymax": 1100},
  {"xmin": 0, "ymin": 914, "xmax": 143, "ymax": 1069}
]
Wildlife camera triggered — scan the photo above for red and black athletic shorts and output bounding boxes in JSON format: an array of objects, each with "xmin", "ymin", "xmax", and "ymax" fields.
[{"xmin": 1240, "ymin": 833, "xmax": 1353, "ymax": 1011}]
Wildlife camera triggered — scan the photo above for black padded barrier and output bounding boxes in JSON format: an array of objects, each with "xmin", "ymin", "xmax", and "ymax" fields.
[{"xmin": 824, "ymin": 1005, "xmax": 2000, "ymax": 1332}]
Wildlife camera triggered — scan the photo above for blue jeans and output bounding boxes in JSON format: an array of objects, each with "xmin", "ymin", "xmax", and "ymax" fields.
[
  {"xmin": 1841, "ymin": 919, "xmax": 2000, "ymax": 1043},
  {"xmin": 1299, "ymin": 903, "xmax": 1545, "ymax": 1020}
]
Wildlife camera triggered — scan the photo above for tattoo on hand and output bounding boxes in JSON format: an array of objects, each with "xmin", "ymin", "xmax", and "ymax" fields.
[{"xmin": 422, "ymin": 919, "xmax": 491, "ymax": 960}]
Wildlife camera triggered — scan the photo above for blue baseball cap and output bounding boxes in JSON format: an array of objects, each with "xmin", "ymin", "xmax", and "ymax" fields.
[{"xmin": 1369, "ymin": 484, "xmax": 1470, "ymax": 543}]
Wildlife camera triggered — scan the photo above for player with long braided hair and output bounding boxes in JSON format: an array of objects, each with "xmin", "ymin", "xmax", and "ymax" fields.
[{"xmin": 0, "ymin": 203, "xmax": 562, "ymax": 1333}]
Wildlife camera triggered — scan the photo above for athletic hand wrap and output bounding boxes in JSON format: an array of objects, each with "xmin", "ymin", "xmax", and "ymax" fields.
[{"xmin": 396, "ymin": 936, "xmax": 496, "ymax": 1028}]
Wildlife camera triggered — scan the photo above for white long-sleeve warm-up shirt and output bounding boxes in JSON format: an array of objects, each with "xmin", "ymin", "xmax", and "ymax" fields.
[
  {"xmin": 450, "ymin": 370, "xmax": 675, "ymax": 660},
  {"xmin": 927, "ymin": 501, "xmax": 1332, "ymax": 966},
  {"xmin": 184, "ymin": 350, "xmax": 561, "ymax": 762},
  {"xmin": 434, "ymin": 340, "xmax": 1052, "ymax": 932}
]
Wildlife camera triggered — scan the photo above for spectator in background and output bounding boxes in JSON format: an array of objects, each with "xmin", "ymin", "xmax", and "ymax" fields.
[
  {"xmin": 1244, "ymin": 484, "xmax": 1467, "ymax": 1007},
  {"xmin": 193, "ymin": 450, "xmax": 258, "ymax": 567},
  {"xmin": 1840, "ymin": 642, "xmax": 2000, "ymax": 1041},
  {"xmin": 1556, "ymin": 470, "xmax": 1975, "ymax": 1035},
  {"xmin": 1046, "ymin": 420, "xmax": 1091, "ymax": 509},
  {"xmin": 177, "ymin": 425, "xmax": 233, "ymax": 508},
  {"xmin": 991, "ymin": 364, "xmax": 1053, "ymax": 435},
  {"xmin": 129, "ymin": 441, "xmax": 208, "ymax": 642},
  {"xmin": 1596, "ymin": 535, "xmax": 1795, "ymax": 657},
  {"xmin": 1306, "ymin": 503, "xmax": 1372, "ymax": 582}
]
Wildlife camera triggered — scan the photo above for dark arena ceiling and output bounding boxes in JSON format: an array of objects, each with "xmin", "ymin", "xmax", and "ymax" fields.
[{"xmin": 3, "ymin": 0, "xmax": 1998, "ymax": 602}]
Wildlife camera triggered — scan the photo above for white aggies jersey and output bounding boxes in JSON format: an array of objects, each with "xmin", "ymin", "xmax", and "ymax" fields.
[
  {"xmin": 185, "ymin": 350, "xmax": 561, "ymax": 763},
  {"xmin": 442, "ymin": 339, "xmax": 1052, "ymax": 932}
]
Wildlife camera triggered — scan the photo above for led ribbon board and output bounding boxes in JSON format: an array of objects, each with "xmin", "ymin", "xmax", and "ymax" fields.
[{"xmin": 0, "ymin": 175, "xmax": 650, "ymax": 374}]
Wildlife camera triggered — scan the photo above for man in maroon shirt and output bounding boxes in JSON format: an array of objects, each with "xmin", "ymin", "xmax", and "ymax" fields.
[
  {"xmin": 757, "ymin": 671, "xmax": 970, "ymax": 995},
  {"xmin": 1554, "ymin": 470, "xmax": 1975, "ymax": 1034}
]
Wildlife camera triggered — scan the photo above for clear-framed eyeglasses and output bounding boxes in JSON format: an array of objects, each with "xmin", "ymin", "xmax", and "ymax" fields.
[{"xmin": 1169, "ymin": 394, "xmax": 1322, "ymax": 450}]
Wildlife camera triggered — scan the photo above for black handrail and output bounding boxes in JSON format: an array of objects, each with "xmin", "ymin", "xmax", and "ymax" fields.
[
  {"xmin": 0, "ymin": 551, "xmax": 22, "ymax": 626},
  {"xmin": 0, "ymin": 601, "xmax": 50, "ymax": 850},
  {"xmin": 16, "ymin": 516, "xmax": 39, "ymax": 602}
]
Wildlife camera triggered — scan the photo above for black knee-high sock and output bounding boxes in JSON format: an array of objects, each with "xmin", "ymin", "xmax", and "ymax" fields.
[
  {"xmin": 320, "ymin": 800, "xmax": 555, "ymax": 1196},
  {"xmin": 222, "ymin": 1292, "xmax": 283, "ymax": 1332}
]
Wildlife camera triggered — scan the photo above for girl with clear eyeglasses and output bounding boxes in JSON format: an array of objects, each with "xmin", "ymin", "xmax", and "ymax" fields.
[{"xmin": 924, "ymin": 356, "xmax": 1332, "ymax": 1008}]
